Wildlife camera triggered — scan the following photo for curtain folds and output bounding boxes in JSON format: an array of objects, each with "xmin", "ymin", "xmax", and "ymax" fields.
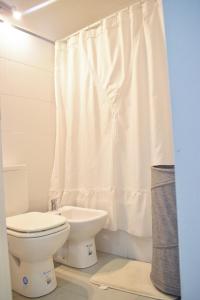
[{"xmin": 49, "ymin": 0, "xmax": 174, "ymax": 237}]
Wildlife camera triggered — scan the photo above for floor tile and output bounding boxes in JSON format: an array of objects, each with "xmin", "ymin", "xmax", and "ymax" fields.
[
  {"xmin": 12, "ymin": 278, "xmax": 88, "ymax": 300},
  {"xmin": 12, "ymin": 252, "xmax": 176, "ymax": 300}
]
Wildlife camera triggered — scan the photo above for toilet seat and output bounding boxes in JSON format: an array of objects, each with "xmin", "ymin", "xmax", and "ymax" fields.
[
  {"xmin": 6, "ymin": 212, "xmax": 70, "ymax": 238},
  {"xmin": 7, "ymin": 223, "xmax": 70, "ymax": 238}
]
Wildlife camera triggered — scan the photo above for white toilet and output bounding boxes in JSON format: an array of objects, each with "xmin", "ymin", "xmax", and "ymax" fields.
[
  {"xmin": 4, "ymin": 166, "xmax": 70, "ymax": 298},
  {"xmin": 52, "ymin": 206, "xmax": 108, "ymax": 268}
]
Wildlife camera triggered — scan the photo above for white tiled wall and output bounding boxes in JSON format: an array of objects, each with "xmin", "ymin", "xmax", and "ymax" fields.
[{"xmin": 0, "ymin": 23, "xmax": 55, "ymax": 212}]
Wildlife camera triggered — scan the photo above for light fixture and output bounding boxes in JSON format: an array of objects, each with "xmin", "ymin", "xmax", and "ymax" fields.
[
  {"xmin": 23, "ymin": 0, "xmax": 58, "ymax": 15},
  {"xmin": 0, "ymin": 1, "xmax": 22, "ymax": 20},
  {"xmin": 0, "ymin": 0, "xmax": 59, "ymax": 22},
  {"xmin": 12, "ymin": 10, "xmax": 22, "ymax": 20}
]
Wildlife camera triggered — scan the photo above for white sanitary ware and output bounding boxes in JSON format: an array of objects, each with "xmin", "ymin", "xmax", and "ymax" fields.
[
  {"xmin": 52, "ymin": 206, "xmax": 108, "ymax": 268},
  {"xmin": 4, "ymin": 165, "xmax": 70, "ymax": 298}
]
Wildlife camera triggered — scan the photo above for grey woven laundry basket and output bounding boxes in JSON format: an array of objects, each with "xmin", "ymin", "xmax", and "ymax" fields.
[{"xmin": 150, "ymin": 165, "xmax": 181, "ymax": 297}]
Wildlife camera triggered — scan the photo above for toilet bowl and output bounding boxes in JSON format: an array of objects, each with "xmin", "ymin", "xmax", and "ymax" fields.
[
  {"xmin": 52, "ymin": 206, "xmax": 108, "ymax": 268},
  {"xmin": 7, "ymin": 212, "xmax": 70, "ymax": 298}
]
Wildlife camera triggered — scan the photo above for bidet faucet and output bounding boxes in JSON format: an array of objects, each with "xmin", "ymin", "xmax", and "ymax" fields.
[{"xmin": 51, "ymin": 198, "xmax": 59, "ymax": 211}]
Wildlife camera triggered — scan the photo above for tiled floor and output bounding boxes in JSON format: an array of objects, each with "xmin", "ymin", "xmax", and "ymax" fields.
[{"xmin": 12, "ymin": 252, "xmax": 172, "ymax": 300}]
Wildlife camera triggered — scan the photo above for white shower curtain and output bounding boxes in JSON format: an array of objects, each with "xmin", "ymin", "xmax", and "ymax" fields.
[{"xmin": 50, "ymin": 0, "xmax": 174, "ymax": 237}]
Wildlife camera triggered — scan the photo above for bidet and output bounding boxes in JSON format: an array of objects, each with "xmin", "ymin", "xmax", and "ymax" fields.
[{"xmin": 52, "ymin": 206, "xmax": 108, "ymax": 268}]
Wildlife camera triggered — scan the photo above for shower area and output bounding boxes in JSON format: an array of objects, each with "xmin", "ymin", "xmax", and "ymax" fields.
[{"xmin": 49, "ymin": 0, "xmax": 173, "ymax": 258}]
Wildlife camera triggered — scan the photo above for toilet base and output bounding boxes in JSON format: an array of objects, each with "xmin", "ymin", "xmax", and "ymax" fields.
[
  {"xmin": 54, "ymin": 237, "xmax": 97, "ymax": 268},
  {"xmin": 9, "ymin": 254, "xmax": 57, "ymax": 298}
]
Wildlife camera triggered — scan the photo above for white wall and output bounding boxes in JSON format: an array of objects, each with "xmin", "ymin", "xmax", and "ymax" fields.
[
  {"xmin": 0, "ymin": 130, "xmax": 12, "ymax": 300},
  {"xmin": 0, "ymin": 23, "xmax": 55, "ymax": 212}
]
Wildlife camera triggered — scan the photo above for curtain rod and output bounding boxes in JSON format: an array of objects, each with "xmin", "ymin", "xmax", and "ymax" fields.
[
  {"xmin": 0, "ymin": 19, "xmax": 55, "ymax": 44},
  {"xmin": 59, "ymin": 0, "xmax": 152, "ymax": 42}
]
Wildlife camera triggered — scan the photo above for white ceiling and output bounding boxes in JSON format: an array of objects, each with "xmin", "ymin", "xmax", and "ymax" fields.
[{"xmin": 1, "ymin": 0, "xmax": 136, "ymax": 41}]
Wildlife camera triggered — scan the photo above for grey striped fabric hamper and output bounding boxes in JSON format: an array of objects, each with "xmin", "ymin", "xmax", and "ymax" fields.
[{"xmin": 150, "ymin": 165, "xmax": 181, "ymax": 297}]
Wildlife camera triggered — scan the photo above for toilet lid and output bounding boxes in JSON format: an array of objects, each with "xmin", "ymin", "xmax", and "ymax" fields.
[{"xmin": 6, "ymin": 212, "xmax": 67, "ymax": 233}]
